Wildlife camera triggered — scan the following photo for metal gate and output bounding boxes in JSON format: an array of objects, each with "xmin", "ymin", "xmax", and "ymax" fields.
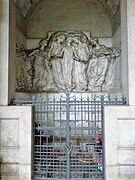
[{"xmin": 12, "ymin": 93, "xmax": 126, "ymax": 180}]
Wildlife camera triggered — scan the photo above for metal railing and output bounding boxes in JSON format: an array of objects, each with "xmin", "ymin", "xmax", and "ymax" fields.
[{"xmin": 11, "ymin": 93, "xmax": 126, "ymax": 180}]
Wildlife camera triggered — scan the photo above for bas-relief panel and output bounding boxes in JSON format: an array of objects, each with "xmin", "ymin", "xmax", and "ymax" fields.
[{"xmin": 16, "ymin": 31, "xmax": 121, "ymax": 93}]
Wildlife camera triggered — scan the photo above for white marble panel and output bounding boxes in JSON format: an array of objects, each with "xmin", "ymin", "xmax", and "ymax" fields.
[
  {"xmin": 105, "ymin": 166, "xmax": 118, "ymax": 180},
  {"xmin": 0, "ymin": 106, "xmax": 33, "ymax": 180},
  {"xmin": 0, "ymin": 177, "xmax": 19, "ymax": 180},
  {"xmin": 18, "ymin": 107, "xmax": 32, "ymax": 164},
  {"xmin": 0, "ymin": 118, "xmax": 19, "ymax": 147},
  {"xmin": 1, "ymin": 163, "xmax": 18, "ymax": 176},
  {"xmin": 105, "ymin": 105, "xmax": 135, "ymax": 180},
  {"xmin": 0, "ymin": 149, "xmax": 19, "ymax": 162},
  {"xmin": 19, "ymin": 165, "xmax": 32, "ymax": 180},
  {"xmin": 118, "ymin": 164, "xmax": 135, "ymax": 178},
  {"xmin": 118, "ymin": 119, "xmax": 135, "ymax": 148},
  {"xmin": 118, "ymin": 148, "xmax": 135, "ymax": 165}
]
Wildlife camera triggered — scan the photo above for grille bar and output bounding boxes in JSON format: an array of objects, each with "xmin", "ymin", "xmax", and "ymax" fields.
[{"xmin": 11, "ymin": 93, "xmax": 126, "ymax": 180}]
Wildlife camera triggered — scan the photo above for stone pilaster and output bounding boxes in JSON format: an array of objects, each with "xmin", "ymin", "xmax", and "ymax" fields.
[
  {"xmin": 126, "ymin": 0, "xmax": 135, "ymax": 105},
  {"xmin": 121, "ymin": 0, "xmax": 135, "ymax": 105},
  {"xmin": 0, "ymin": 0, "xmax": 10, "ymax": 105}
]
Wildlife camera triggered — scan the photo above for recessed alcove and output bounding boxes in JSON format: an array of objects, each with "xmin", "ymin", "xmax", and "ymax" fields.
[
  {"xmin": 2, "ymin": 1, "xmax": 135, "ymax": 180},
  {"xmin": 13, "ymin": 1, "xmax": 124, "ymax": 180},
  {"xmin": 15, "ymin": 0, "xmax": 122, "ymax": 99}
]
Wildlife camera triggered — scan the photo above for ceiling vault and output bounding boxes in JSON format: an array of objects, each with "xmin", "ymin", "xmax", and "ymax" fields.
[{"xmin": 16, "ymin": 0, "xmax": 120, "ymax": 19}]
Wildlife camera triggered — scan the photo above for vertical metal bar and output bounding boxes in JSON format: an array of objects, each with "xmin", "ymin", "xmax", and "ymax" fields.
[
  {"xmin": 53, "ymin": 97, "xmax": 55, "ymax": 178},
  {"xmin": 80, "ymin": 96, "xmax": 84, "ymax": 178},
  {"xmin": 12, "ymin": 94, "xmax": 127, "ymax": 180},
  {"xmin": 87, "ymin": 97, "xmax": 90, "ymax": 178},
  {"xmin": 32, "ymin": 96, "xmax": 36, "ymax": 177},
  {"xmin": 74, "ymin": 96, "xmax": 77, "ymax": 178},
  {"xmin": 40, "ymin": 100, "xmax": 42, "ymax": 177},
  {"xmin": 66, "ymin": 92, "xmax": 70, "ymax": 180},
  {"xmin": 46, "ymin": 99, "xmax": 49, "ymax": 178},
  {"xmin": 101, "ymin": 95, "xmax": 105, "ymax": 180},
  {"xmin": 60, "ymin": 96, "xmax": 62, "ymax": 178}
]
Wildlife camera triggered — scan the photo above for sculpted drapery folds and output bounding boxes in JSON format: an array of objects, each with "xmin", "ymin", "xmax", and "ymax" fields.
[
  {"xmin": 48, "ymin": 35, "xmax": 65, "ymax": 90},
  {"xmin": 72, "ymin": 35, "xmax": 90, "ymax": 91},
  {"xmin": 87, "ymin": 38, "xmax": 118, "ymax": 91},
  {"xmin": 16, "ymin": 31, "xmax": 120, "ymax": 93}
]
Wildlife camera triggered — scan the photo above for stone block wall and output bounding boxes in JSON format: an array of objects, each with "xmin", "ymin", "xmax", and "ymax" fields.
[
  {"xmin": 0, "ymin": 106, "xmax": 33, "ymax": 180},
  {"xmin": 105, "ymin": 106, "xmax": 135, "ymax": 180}
]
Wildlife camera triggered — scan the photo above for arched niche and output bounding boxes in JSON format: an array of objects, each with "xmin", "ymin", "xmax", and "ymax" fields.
[
  {"xmin": 27, "ymin": 0, "xmax": 112, "ymax": 39},
  {"xmin": 15, "ymin": 0, "xmax": 122, "ymax": 97}
]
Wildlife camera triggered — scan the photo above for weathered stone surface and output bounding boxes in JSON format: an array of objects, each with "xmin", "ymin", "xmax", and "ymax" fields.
[
  {"xmin": 16, "ymin": 0, "xmax": 120, "ymax": 20},
  {"xmin": 104, "ymin": 106, "xmax": 135, "ymax": 180},
  {"xmin": 27, "ymin": 0, "xmax": 112, "ymax": 38},
  {"xmin": 0, "ymin": 106, "xmax": 33, "ymax": 180},
  {"xmin": 16, "ymin": 31, "xmax": 120, "ymax": 93},
  {"xmin": 1, "ymin": 119, "xmax": 19, "ymax": 147}
]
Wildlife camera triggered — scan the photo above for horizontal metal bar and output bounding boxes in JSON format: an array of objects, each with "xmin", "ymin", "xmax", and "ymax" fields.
[
  {"xmin": 35, "ymin": 127, "xmax": 66, "ymax": 131},
  {"xmin": 34, "ymin": 178, "xmax": 103, "ymax": 180},
  {"xmin": 36, "ymin": 126, "xmax": 100, "ymax": 131},
  {"xmin": 11, "ymin": 94, "xmax": 126, "ymax": 180}
]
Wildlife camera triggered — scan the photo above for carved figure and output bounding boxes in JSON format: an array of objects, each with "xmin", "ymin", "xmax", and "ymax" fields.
[
  {"xmin": 102, "ymin": 47, "xmax": 120, "ymax": 90},
  {"xmin": 73, "ymin": 35, "xmax": 89, "ymax": 91},
  {"xmin": 87, "ymin": 38, "xmax": 116, "ymax": 91},
  {"xmin": 28, "ymin": 39, "xmax": 51, "ymax": 92},
  {"xmin": 16, "ymin": 43, "xmax": 30, "ymax": 92},
  {"xmin": 16, "ymin": 31, "xmax": 120, "ymax": 93},
  {"xmin": 62, "ymin": 36, "xmax": 75, "ymax": 89},
  {"xmin": 48, "ymin": 34, "xmax": 65, "ymax": 90}
]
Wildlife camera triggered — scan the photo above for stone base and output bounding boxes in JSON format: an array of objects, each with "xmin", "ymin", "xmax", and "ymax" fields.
[{"xmin": 0, "ymin": 106, "xmax": 33, "ymax": 180}]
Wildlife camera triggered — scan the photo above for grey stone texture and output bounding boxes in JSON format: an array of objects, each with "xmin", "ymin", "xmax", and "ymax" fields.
[{"xmin": 16, "ymin": 31, "xmax": 120, "ymax": 93}]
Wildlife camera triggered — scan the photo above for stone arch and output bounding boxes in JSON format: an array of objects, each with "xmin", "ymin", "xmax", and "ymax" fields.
[{"xmin": 26, "ymin": 0, "xmax": 112, "ymax": 39}]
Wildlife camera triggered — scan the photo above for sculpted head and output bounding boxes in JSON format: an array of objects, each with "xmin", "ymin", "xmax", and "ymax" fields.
[
  {"xmin": 56, "ymin": 35, "xmax": 65, "ymax": 43},
  {"xmin": 73, "ymin": 36, "xmax": 80, "ymax": 44},
  {"xmin": 81, "ymin": 36, "xmax": 89, "ymax": 44},
  {"xmin": 65, "ymin": 36, "xmax": 73, "ymax": 45},
  {"xmin": 89, "ymin": 38, "xmax": 99, "ymax": 46},
  {"xmin": 39, "ymin": 39, "xmax": 48, "ymax": 47}
]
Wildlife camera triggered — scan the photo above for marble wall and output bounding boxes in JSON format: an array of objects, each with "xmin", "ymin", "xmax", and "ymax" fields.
[
  {"xmin": 105, "ymin": 105, "xmax": 135, "ymax": 180},
  {"xmin": 0, "ymin": 0, "xmax": 10, "ymax": 105},
  {"xmin": 0, "ymin": 106, "xmax": 33, "ymax": 180}
]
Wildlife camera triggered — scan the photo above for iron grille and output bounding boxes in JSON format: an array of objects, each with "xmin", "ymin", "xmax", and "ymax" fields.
[{"xmin": 11, "ymin": 93, "xmax": 126, "ymax": 180}]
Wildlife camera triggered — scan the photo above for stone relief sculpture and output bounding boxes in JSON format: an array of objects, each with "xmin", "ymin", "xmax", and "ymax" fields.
[
  {"xmin": 48, "ymin": 34, "xmax": 65, "ymax": 90},
  {"xmin": 16, "ymin": 31, "xmax": 120, "ymax": 93},
  {"xmin": 16, "ymin": 42, "xmax": 31, "ymax": 92},
  {"xmin": 72, "ymin": 35, "xmax": 90, "ymax": 91},
  {"xmin": 27, "ymin": 39, "xmax": 52, "ymax": 92},
  {"xmin": 87, "ymin": 38, "xmax": 118, "ymax": 91}
]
